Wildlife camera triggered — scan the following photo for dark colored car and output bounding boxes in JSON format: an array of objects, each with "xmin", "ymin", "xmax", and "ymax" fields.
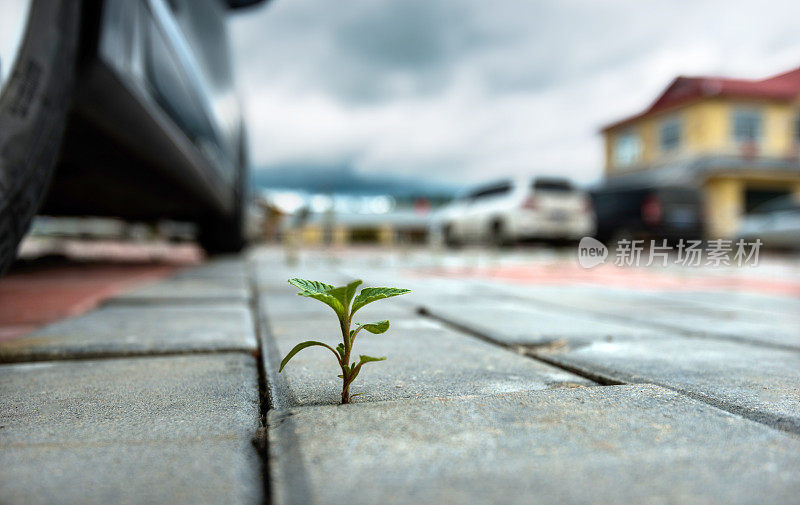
[
  {"xmin": 738, "ymin": 194, "xmax": 800, "ymax": 250},
  {"xmin": 0, "ymin": 0, "xmax": 265, "ymax": 274},
  {"xmin": 591, "ymin": 185, "xmax": 704, "ymax": 244}
]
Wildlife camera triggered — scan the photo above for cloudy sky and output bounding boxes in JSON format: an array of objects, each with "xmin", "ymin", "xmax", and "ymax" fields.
[{"xmin": 229, "ymin": 0, "xmax": 800, "ymax": 186}]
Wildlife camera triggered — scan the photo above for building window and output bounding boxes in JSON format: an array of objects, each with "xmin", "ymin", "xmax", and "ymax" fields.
[
  {"xmin": 659, "ymin": 117, "xmax": 682, "ymax": 152},
  {"xmin": 732, "ymin": 108, "xmax": 762, "ymax": 143},
  {"xmin": 614, "ymin": 131, "xmax": 641, "ymax": 167}
]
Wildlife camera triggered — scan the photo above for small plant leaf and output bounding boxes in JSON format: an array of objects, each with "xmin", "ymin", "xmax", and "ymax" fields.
[
  {"xmin": 349, "ymin": 354, "xmax": 386, "ymax": 381},
  {"xmin": 279, "ymin": 341, "xmax": 338, "ymax": 372},
  {"xmin": 287, "ymin": 277, "xmax": 408, "ymax": 404},
  {"xmin": 326, "ymin": 285, "xmax": 348, "ymax": 306},
  {"xmin": 288, "ymin": 278, "xmax": 334, "ymax": 294},
  {"xmin": 318, "ymin": 279, "xmax": 363, "ymax": 314},
  {"xmin": 344, "ymin": 279, "xmax": 363, "ymax": 307},
  {"xmin": 358, "ymin": 354, "xmax": 387, "ymax": 365},
  {"xmin": 351, "ymin": 287, "xmax": 411, "ymax": 314},
  {"xmin": 357, "ymin": 320, "xmax": 390, "ymax": 334},
  {"xmin": 288, "ymin": 278, "xmax": 345, "ymax": 318}
]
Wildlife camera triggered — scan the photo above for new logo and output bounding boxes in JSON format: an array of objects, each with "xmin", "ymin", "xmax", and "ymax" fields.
[{"xmin": 577, "ymin": 237, "xmax": 608, "ymax": 268}]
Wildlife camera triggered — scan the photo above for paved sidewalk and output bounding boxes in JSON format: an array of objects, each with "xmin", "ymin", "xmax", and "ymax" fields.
[
  {"xmin": 0, "ymin": 257, "xmax": 263, "ymax": 505},
  {"xmin": 2, "ymin": 246, "xmax": 799, "ymax": 504},
  {"xmin": 261, "ymin": 248, "xmax": 800, "ymax": 505}
]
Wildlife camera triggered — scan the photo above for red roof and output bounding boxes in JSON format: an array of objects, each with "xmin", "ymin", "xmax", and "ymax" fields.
[{"xmin": 602, "ymin": 66, "xmax": 800, "ymax": 131}]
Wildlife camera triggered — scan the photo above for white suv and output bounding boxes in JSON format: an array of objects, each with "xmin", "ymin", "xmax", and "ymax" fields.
[{"xmin": 439, "ymin": 177, "xmax": 595, "ymax": 246}]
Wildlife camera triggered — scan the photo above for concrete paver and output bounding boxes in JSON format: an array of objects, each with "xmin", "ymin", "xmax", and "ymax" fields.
[
  {"xmin": 538, "ymin": 337, "xmax": 800, "ymax": 432},
  {"xmin": 418, "ymin": 299, "xmax": 665, "ymax": 347},
  {"xmin": 0, "ymin": 304, "xmax": 256, "ymax": 363},
  {"xmin": 5, "ymin": 247, "xmax": 799, "ymax": 505},
  {"xmin": 171, "ymin": 257, "xmax": 249, "ymax": 282},
  {"xmin": 269, "ymin": 384, "xmax": 800, "ymax": 505},
  {"xmin": 381, "ymin": 273, "xmax": 800, "ymax": 351},
  {"xmin": 331, "ymin": 270, "xmax": 667, "ymax": 347},
  {"xmin": 503, "ymin": 285, "xmax": 800, "ymax": 351},
  {"xmin": 648, "ymin": 289, "xmax": 800, "ymax": 316},
  {"xmin": 109, "ymin": 258, "xmax": 250, "ymax": 304},
  {"xmin": 109, "ymin": 276, "xmax": 249, "ymax": 304},
  {"xmin": 260, "ymin": 296, "xmax": 592, "ymax": 407},
  {"xmin": 0, "ymin": 354, "xmax": 263, "ymax": 505}
]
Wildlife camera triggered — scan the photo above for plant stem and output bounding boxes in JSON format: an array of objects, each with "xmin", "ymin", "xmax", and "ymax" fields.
[
  {"xmin": 341, "ymin": 381, "xmax": 351, "ymax": 404},
  {"xmin": 340, "ymin": 313, "xmax": 352, "ymax": 404}
]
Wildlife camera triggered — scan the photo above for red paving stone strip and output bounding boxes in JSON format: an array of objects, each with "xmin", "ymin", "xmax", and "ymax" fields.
[
  {"xmin": 0, "ymin": 264, "xmax": 184, "ymax": 341},
  {"xmin": 0, "ymin": 241, "xmax": 204, "ymax": 341}
]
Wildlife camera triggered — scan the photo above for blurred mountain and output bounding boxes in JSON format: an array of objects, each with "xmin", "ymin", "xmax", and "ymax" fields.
[{"xmin": 251, "ymin": 164, "xmax": 459, "ymax": 199}]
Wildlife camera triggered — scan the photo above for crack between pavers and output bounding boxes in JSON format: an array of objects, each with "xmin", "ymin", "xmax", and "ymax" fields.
[
  {"xmin": 0, "ymin": 347, "xmax": 257, "ymax": 365},
  {"xmin": 419, "ymin": 304, "xmax": 800, "ymax": 437},
  {"xmin": 415, "ymin": 306, "xmax": 619, "ymax": 386},
  {"xmin": 248, "ymin": 259, "xmax": 314, "ymax": 505},
  {"xmin": 247, "ymin": 260, "xmax": 273, "ymax": 505},
  {"xmin": 541, "ymin": 353, "xmax": 800, "ymax": 436}
]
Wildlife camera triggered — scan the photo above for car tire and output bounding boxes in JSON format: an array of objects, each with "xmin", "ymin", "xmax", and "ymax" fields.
[
  {"xmin": 197, "ymin": 140, "xmax": 248, "ymax": 255},
  {"xmin": 490, "ymin": 220, "xmax": 510, "ymax": 247},
  {"xmin": 0, "ymin": 0, "xmax": 80, "ymax": 275},
  {"xmin": 443, "ymin": 224, "xmax": 460, "ymax": 248},
  {"xmin": 197, "ymin": 208, "xmax": 246, "ymax": 254}
]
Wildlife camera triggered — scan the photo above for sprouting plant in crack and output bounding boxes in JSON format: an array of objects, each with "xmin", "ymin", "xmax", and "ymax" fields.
[{"xmin": 279, "ymin": 278, "xmax": 410, "ymax": 404}]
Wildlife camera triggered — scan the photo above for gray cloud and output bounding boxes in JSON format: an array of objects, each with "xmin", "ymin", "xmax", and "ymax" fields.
[{"xmin": 229, "ymin": 0, "xmax": 800, "ymax": 185}]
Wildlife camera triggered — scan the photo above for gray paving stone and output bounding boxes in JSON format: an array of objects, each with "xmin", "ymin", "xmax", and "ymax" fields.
[
  {"xmin": 109, "ymin": 276, "xmax": 249, "ymax": 304},
  {"xmin": 172, "ymin": 256, "xmax": 248, "ymax": 282},
  {"xmin": 0, "ymin": 354, "xmax": 262, "ymax": 505},
  {"xmin": 500, "ymin": 285, "xmax": 800, "ymax": 351},
  {"xmin": 0, "ymin": 304, "xmax": 257, "ymax": 363},
  {"xmin": 418, "ymin": 299, "xmax": 665, "ymax": 347},
  {"xmin": 336, "ymin": 265, "xmax": 800, "ymax": 350},
  {"xmin": 269, "ymin": 384, "xmax": 800, "ymax": 505},
  {"xmin": 259, "ymin": 294, "xmax": 592, "ymax": 408},
  {"xmin": 649, "ymin": 290, "xmax": 800, "ymax": 317},
  {"xmin": 338, "ymin": 273, "xmax": 666, "ymax": 346},
  {"xmin": 538, "ymin": 338, "xmax": 800, "ymax": 433}
]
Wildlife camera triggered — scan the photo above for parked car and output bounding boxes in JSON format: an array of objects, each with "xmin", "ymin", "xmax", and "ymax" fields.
[
  {"xmin": 0, "ymin": 0, "xmax": 265, "ymax": 274},
  {"xmin": 591, "ymin": 184, "xmax": 703, "ymax": 244},
  {"xmin": 440, "ymin": 177, "xmax": 595, "ymax": 246},
  {"xmin": 737, "ymin": 194, "xmax": 800, "ymax": 249}
]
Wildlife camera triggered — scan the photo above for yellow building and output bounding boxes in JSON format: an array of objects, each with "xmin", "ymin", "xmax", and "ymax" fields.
[{"xmin": 601, "ymin": 66, "xmax": 800, "ymax": 238}]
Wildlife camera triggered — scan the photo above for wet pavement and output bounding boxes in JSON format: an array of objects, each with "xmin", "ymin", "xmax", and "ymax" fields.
[{"xmin": 1, "ymin": 245, "xmax": 799, "ymax": 504}]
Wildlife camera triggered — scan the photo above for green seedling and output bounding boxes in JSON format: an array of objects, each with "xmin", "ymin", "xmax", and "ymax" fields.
[{"xmin": 279, "ymin": 278, "xmax": 410, "ymax": 404}]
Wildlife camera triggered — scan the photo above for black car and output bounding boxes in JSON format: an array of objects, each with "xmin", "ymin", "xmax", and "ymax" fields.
[
  {"xmin": 0, "ymin": 0, "xmax": 265, "ymax": 274},
  {"xmin": 591, "ymin": 185, "xmax": 704, "ymax": 244}
]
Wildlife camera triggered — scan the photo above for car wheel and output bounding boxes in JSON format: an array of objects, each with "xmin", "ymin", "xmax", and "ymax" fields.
[
  {"xmin": 197, "ymin": 206, "xmax": 246, "ymax": 255},
  {"xmin": 197, "ymin": 139, "xmax": 248, "ymax": 255},
  {"xmin": 443, "ymin": 224, "xmax": 460, "ymax": 248},
  {"xmin": 490, "ymin": 220, "xmax": 510, "ymax": 247},
  {"xmin": 0, "ymin": 0, "xmax": 80, "ymax": 275}
]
